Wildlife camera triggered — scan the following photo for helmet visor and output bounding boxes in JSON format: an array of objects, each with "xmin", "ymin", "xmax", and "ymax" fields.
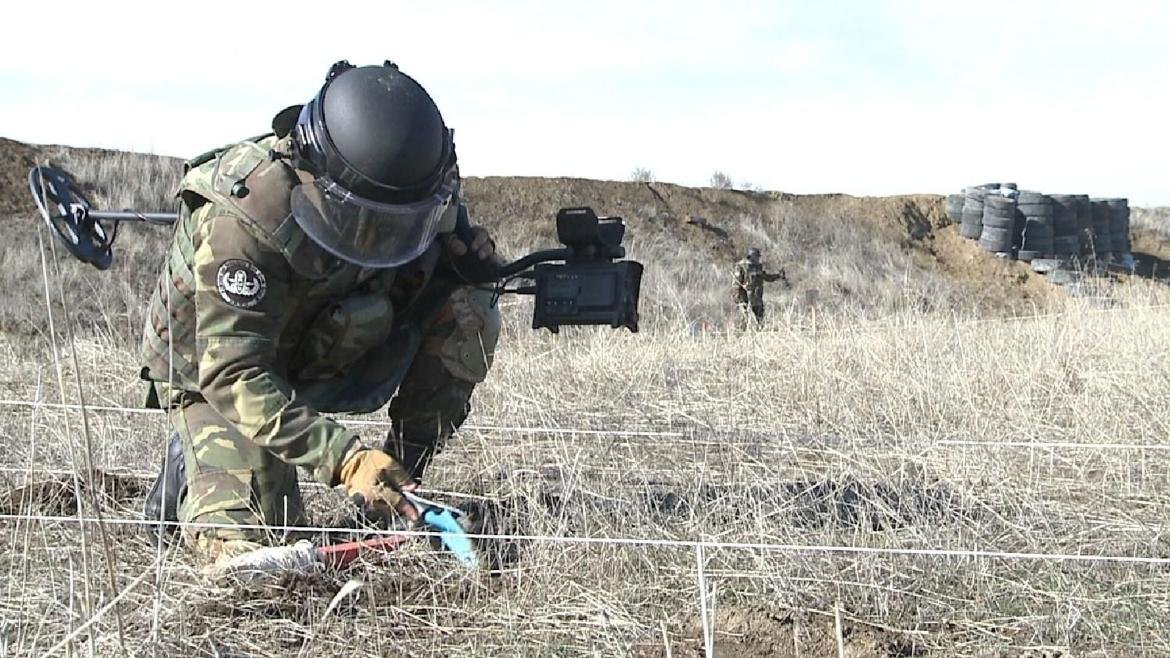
[{"xmin": 290, "ymin": 172, "xmax": 457, "ymax": 268}]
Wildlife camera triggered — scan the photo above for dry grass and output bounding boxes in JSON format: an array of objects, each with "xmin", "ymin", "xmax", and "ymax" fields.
[
  {"xmin": 4, "ymin": 286, "xmax": 1170, "ymax": 655},
  {"xmin": 1, "ymin": 147, "xmax": 1169, "ymax": 656},
  {"xmin": 1132, "ymin": 207, "xmax": 1170, "ymax": 238}
]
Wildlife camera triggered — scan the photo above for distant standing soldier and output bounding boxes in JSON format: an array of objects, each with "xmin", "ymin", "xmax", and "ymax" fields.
[{"xmin": 732, "ymin": 247, "xmax": 786, "ymax": 326}]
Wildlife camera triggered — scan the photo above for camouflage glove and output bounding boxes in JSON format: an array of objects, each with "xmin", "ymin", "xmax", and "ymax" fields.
[
  {"xmin": 338, "ymin": 448, "xmax": 419, "ymax": 523},
  {"xmin": 444, "ymin": 224, "xmax": 497, "ymax": 261}
]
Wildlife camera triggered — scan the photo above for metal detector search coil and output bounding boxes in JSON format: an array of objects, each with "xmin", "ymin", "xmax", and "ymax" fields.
[{"xmin": 28, "ymin": 166, "xmax": 177, "ymax": 270}]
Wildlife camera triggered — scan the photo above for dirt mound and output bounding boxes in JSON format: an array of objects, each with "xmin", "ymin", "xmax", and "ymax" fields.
[
  {"xmin": 919, "ymin": 221, "xmax": 1056, "ymax": 310},
  {"xmin": 1127, "ymin": 209, "xmax": 1170, "ymax": 281},
  {"xmin": 0, "ymin": 138, "xmax": 43, "ymax": 215},
  {"xmin": 465, "ymin": 177, "xmax": 936, "ymax": 260},
  {"xmin": 0, "ymin": 471, "xmax": 147, "ymax": 516},
  {"xmin": 657, "ymin": 605, "xmax": 921, "ymax": 658},
  {"xmin": 535, "ymin": 476, "xmax": 976, "ymax": 533}
]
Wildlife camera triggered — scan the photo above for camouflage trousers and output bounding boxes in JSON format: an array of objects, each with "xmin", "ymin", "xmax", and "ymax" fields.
[
  {"xmin": 168, "ymin": 394, "xmax": 306, "ymax": 546},
  {"xmin": 161, "ymin": 285, "xmax": 501, "ymax": 548},
  {"xmin": 737, "ymin": 302, "xmax": 765, "ymax": 327}
]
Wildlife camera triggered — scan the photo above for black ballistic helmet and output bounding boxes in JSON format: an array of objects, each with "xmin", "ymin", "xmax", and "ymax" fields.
[
  {"xmin": 747, "ymin": 247, "xmax": 761, "ymax": 260},
  {"xmin": 288, "ymin": 60, "xmax": 460, "ymax": 267},
  {"xmin": 293, "ymin": 60, "xmax": 455, "ymax": 203}
]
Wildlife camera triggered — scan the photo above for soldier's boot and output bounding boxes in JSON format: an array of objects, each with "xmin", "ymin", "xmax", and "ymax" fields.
[
  {"xmin": 195, "ymin": 536, "xmax": 266, "ymax": 575},
  {"xmin": 143, "ymin": 432, "xmax": 187, "ymax": 540},
  {"xmin": 732, "ymin": 302, "xmax": 748, "ymax": 327}
]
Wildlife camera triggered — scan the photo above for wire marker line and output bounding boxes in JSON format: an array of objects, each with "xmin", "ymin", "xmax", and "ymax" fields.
[
  {"xmin": 3, "ymin": 512, "xmax": 1170, "ymax": 566},
  {"xmin": 5, "ymin": 398, "xmax": 1170, "ymax": 452},
  {"xmin": 0, "ymin": 399, "xmax": 685, "ymax": 437},
  {"xmin": 935, "ymin": 439, "xmax": 1170, "ymax": 451}
]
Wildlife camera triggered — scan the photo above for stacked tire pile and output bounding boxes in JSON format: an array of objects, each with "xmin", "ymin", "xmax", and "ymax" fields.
[
  {"xmin": 1046, "ymin": 195, "xmax": 1083, "ymax": 259},
  {"xmin": 979, "ymin": 194, "xmax": 1016, "ymax": 255},
  {"xmin": 945, "ymin": 194, "xmax": 966, "ymax": 233},
  {"xmin": 1089, "ymin": 200, "xmax": 1114, "ymax": 256},
  {"xmin": 1103, "ymin": 198, "xmax": 1132, "ymax": 256},
  {"xmin": 1016, "ymin": 191, "xmax": 1054, "ymax": 262},
  {"xmin": 947, "ymin": 183, "xmax": 1132, "ymax": 269},
  {"xmin": 951, "ymin": 188, "xmax": 987, "ymax": 239}
]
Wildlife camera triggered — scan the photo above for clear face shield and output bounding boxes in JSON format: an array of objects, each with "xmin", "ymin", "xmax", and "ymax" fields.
[{"xmin": 289, "ymin": 170, "xmax": 458, "ymax": 268}]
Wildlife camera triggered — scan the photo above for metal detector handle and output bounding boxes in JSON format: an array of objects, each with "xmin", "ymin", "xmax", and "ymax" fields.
[{"xmin": 450, "ymin": 205, "xmax": 502, "ymax": 284}]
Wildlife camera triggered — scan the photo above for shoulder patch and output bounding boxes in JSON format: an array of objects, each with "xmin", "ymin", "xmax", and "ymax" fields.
[{"xmin": 216, "ymin": 259, "xmax": 267, "ymax": 308}]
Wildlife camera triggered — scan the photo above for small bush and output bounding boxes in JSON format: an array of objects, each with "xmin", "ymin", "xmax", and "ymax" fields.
[
  {"xmin": 629, "ymin": 167, "xmax": 654, "ymax": 183},
  {"xmin": 709, "ymin": 170, "xmax": 733, "ymax": 189}
]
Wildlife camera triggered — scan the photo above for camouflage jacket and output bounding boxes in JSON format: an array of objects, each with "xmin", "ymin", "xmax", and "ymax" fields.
[
  {"xmin": 732, "ymin": 259, "xmax": 785, "ymax": 305},
  {"xmin": 140, "ymin": 135, "xmax": 461, "ymax": 486}
]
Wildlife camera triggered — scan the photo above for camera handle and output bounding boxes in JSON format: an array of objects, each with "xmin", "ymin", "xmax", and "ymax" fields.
[
  {"xmin": 450, "ymin": 205, "xmax": 575, "ymax": 284},
  {"xmin": 448, "ymin": 205, "xmax": 503, "ymax": 284}
]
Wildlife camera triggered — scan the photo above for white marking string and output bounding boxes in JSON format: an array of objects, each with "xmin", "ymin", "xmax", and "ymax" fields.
[
  {"xmin": 0, "ymin": 465, "xmax": 156, "ymax": 478},
  {"xmin": 0, "ymin": 399, "xmax": 685, "ymax": 437},
  {"xmin": 0, "ymin": 465, "xmax": 492, "ymax": 504},
  {"xmin": 3, "ymin": 398, "xmax": 1168, "ymax": 453},
  {"xmin": 936, "ymin": 440, "xmax": 1170, "ymax": 451},
  {"xmin": 2, "ymin": 512, "xmax": 1169, "ymax": 566}
]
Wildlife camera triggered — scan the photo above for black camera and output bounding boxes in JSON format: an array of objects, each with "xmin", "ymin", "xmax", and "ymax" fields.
[
  {"xmin": 530, "ymin": 208, "xmax": 643, "ymax": 333},
  {"xmin": 448, "ymin": 206, "xmax": 643, "ymax": 333}
]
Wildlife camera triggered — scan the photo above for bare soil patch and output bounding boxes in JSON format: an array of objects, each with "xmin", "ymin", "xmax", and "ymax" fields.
[{"xmin": 661, "ymin": 605, "xmax": 919, "ymax": 658}]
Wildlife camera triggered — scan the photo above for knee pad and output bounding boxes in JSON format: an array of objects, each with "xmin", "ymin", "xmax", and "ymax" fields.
[
  {"xmin": 439, "ymin": 287, "xmax": 501, "ymax": 383},
  {"xmin": 180, "ymin": 469, "xmax": 262, "ymax": 542}
]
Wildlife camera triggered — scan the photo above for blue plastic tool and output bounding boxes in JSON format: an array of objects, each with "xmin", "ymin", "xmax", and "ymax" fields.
[{"xmin": 403, "ymin": 491, "xmax": 479, "ymax": 571}]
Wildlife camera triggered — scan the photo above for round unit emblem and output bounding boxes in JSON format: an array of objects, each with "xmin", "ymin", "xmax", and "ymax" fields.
[{"xmin": 216, "ymin": 259, "xmax": 267, "ymax": 308}]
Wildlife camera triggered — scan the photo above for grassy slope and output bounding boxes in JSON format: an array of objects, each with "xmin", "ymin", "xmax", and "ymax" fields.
[{"xmin": 1, "ymin": 137, "xmax": 1068, "ymax": 343}]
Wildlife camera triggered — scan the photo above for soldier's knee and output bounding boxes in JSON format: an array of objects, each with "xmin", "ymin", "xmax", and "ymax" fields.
[
  {"xmin": 179, "ymin": 469, "xmax": 265, "ymax": 545},
  {"xmin": 438, "ymin": 287, "xmax": 501, "ymax": 384},
  {"xmin": 390, "ymin": 377, "xmax": 474, "ymax": 438}
]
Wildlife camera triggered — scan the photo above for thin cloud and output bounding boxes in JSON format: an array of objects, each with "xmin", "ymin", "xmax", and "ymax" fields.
[{"xmin": 1, "ymin": 0, "xmax": 1166, "ymax": 204}]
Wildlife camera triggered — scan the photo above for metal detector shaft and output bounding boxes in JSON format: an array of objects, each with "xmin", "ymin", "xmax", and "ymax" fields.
[{"xmin": 87, "ymin": 210, "xmax": 177, "ymax": 225}]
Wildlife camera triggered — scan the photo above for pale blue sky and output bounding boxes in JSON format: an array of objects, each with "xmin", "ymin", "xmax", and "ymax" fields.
[{"xmin": 2, "ymin": 0, "xmax": 1167, "ymax": 204}]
